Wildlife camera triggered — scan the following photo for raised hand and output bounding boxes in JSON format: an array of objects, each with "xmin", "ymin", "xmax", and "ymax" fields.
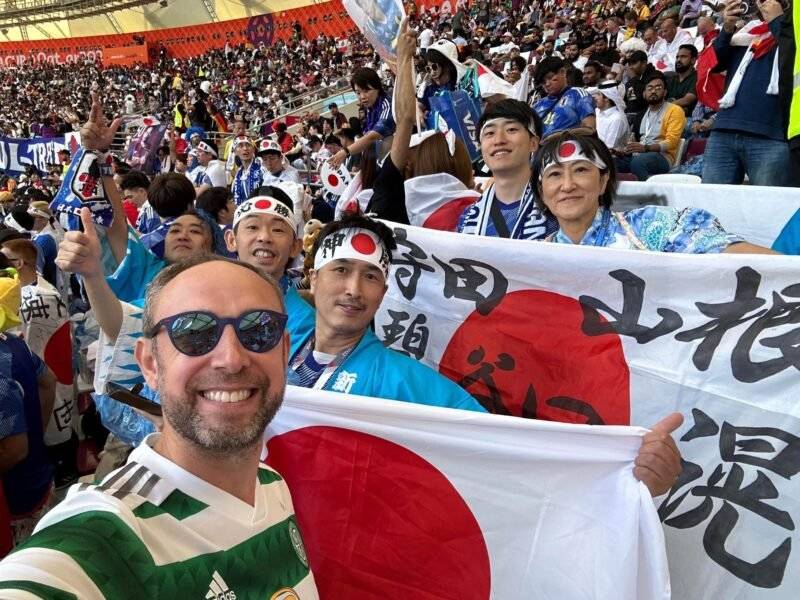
[
  {"xmin": 55, "ymin": 207, "xmax": 102, "ymax": 279},
  {"xmin": 80, "ymin": 91, "xmax": 122, "ymax": 152},
  {"xmin": 634, "ymin": 412, "xmax": 684, "ymax": 496}
]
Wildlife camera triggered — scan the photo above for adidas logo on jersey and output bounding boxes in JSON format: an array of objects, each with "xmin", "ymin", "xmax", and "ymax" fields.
[{"xmin": 205, "ymin": 570, "xmax": 236, "ymax": 600}]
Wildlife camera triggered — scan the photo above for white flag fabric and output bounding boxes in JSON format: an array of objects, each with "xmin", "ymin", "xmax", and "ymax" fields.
[
  {"xmin": 264, "ymin": 386, "xmax": 670, "ymax": 599},
  {"xmin": 375, "ymin": 222, "xmax": 800, "ymax": 598}
]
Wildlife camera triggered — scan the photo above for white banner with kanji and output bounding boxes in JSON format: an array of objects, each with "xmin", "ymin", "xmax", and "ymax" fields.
[
  {"xmin": 265, "ymin": 386, "xmax": 669, "ymax": 599},
  {"xmin": 374, "ymin": 223, "xmax": 800, "ymax": 598}
]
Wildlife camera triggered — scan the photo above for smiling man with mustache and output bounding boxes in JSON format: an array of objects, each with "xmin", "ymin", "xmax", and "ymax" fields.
[{"xmin": 286, "ymin": 214, "xmax": 485, "ymax": 412}]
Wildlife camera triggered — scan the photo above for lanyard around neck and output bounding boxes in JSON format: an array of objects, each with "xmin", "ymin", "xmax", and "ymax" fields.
[{"xmin": 290, "ymin": 335, "xmax": 356, "ymax": 390}]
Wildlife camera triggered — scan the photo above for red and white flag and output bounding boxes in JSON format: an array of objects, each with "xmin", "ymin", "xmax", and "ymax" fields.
[
  {"xmin": 374, "ymin": 223, "xmax": 800, "ymax": 599},
  {"xmin": 404, "ymin": 173, "xmax": 480, "ymax": 231},
  {"xmin": 265, "ymin": 387, "xmax": 670, "ymax": 599}
]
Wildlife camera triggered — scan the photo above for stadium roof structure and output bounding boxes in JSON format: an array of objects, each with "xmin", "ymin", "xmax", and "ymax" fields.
[{"xmin": 0, "ymin": 0, "xmax": 309, "ymax": 41}]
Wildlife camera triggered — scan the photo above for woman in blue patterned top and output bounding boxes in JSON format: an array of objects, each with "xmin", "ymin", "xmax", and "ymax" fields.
[{"xmin": 531, "ymin": 131, "xmax": 777, "ymax": 254}]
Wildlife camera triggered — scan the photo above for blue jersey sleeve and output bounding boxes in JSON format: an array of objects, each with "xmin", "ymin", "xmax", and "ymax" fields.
[
  {"xmin": 575, "ymin": 91, "xmax": 596, "ymax": 122},
  {"xmin": 105, "ymin": 235, "xmax": 166, "ymax": 303},
  {"xmin": 368, "ymin": 96, "xmax": 396, "ymax": 138}
]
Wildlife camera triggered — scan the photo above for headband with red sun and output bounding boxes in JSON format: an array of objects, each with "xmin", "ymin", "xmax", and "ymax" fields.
[
  {"xmin": 233, "ymin": 196, "xmax": 296, "ymax": 232},
  {"xmin": 539, "ymin": 141, "xmax": 607, "ymax": 180},
  {"xmin": 313, "ymin": 227, "xmax": 390, "ymax": 279}
]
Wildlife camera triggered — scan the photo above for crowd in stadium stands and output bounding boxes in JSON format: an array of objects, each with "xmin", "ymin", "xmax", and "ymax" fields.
[
  {"xmin": 0, "ymin": 30, "xmax": 376, "ymax": 140},
  {"xmin": 0, "ymin": 0, "xmax": 796, "ymax": 594}
]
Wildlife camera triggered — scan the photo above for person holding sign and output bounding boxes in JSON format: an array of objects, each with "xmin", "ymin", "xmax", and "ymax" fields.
[{"xmin": 533, "ymin": 131, "xmax": 779, "ymax": 254}]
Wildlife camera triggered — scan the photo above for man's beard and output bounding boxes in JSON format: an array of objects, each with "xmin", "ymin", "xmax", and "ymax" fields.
[
  {"xmin": 647, "ymin": 94, "xmax": 664, "ymax": 106},
  {"xmin": 156, "ymin": 354, "xmax": 284, "ymax": 455},
  {"xmin": 675, "ymin": 63, "xmax": 688, "ymax": 73}
]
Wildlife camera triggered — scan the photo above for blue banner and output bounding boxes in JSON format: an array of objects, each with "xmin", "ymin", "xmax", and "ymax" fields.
[
  {"xmin": 0, "ymin": 135, "xmax": 73, "ymax": 177},
  {"xmin": 428, "ymin": 90, "xmax": 482, "ymax": 162}
]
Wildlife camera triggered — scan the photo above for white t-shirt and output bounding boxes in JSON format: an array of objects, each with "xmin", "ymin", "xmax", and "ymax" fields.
[
  {"xmin": 199, "ymin": 159, "xmax": 228, "ymax": 188},
  {"xmin": 596, "ymin": 106, "xmax": 631, "ymax": 150},
  {"xmin": 419, "ymin": 28, "xmax": 434, "ymax": 49}
]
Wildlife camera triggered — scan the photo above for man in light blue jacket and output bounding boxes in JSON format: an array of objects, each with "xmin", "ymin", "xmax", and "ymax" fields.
[{"xmin": 286, "ymin": 214, "xmax": 486, "ymax": 413}]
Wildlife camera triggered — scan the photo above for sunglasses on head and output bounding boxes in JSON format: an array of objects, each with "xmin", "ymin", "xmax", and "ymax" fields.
[{"xmin": 144, "ymin": 309, "xmax": 287, "ymax": 357}]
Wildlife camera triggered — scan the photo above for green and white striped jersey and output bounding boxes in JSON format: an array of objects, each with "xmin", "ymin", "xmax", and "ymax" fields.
[{"xmin": 0, "ymin": 434, "xmax": 318, "ymax": 599}]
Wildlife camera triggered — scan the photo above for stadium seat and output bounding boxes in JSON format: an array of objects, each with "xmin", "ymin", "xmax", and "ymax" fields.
[
  {"xmin": 617, "ymin": 173, "xmax": 639, "ymax": 182},
  {"xmin": 684, "ymin": 138, "xmax": 707, "ymax": 162}
]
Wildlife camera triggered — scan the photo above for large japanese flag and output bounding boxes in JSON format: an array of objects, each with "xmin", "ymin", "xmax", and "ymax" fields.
[
  {"xmin": 265, "ymin": 386, "xmax": 669, "ymax": 599},
  {"xmin": 374, "ymin": 223, "xmax": 800, "ymax": 599}
]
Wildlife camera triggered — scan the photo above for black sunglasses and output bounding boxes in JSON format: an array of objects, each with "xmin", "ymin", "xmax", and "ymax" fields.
[{"xmin": 144, "ymin": 309, "xmax": 287, "ymax": 357}]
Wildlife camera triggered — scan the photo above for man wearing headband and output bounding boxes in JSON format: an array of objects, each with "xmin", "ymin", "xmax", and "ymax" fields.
[
  {"xmin": 458, "ymin": 99, "xmax": 559, "ymax": 240},
  {"xmin": 257, "ymin": 139, "xmax": 300, "ymax": 185},
  {"xmin": 0, "ymin": 258, "xmax": 57, "ymax": 548},
  {"xmin": 286, "ymin": 214, "xmax": 484, "ymax": 412},
  {"xmin": 188, "ymin": 139, "xmax": 227, "ymax": 196},
  {"xmin": 0, "ymin": 256, "xmax": 319, "ymax": 597},
  {"xmin": 231, "ymin": 136, "xmax": 263, "ymax": 206}
]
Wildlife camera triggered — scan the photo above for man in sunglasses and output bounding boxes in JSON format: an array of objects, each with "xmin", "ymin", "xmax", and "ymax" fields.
[
  {"xmin": 287, "ymin": 214, "xmax": 485, "ymax": 411},
  {"xmin": 76, "ymin": 186, "xmax": 313, "ymax": 451},
  {"xmin": 0, "ymin": 255, "xmax": 319, "ymax": 597}
]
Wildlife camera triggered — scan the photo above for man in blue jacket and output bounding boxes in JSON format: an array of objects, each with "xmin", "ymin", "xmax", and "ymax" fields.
[
  {"xmin": 287, "ymin": 214, "xmax": 485, "ymax": 413},
  {"xmin": 702, "ymin": 0, "xmax": 790, "ymax": 186}
]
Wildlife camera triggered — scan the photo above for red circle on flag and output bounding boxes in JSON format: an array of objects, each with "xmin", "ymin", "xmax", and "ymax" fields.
[
  {"xmin": 255, "ymin": 199, "xmax": 272, "ymax": 209},
  {"xmin": 351, "ymin": 232, "xmax": 376, "ymax": 255},
  {"xmin": 266, "ymin": 426, "xmax": 491, "ymax": 598},
  {"xmin": 143, "ymin": 118, "xmax": 153, "ymax": 126},
  {"xmin": 422, "ymin": 197, "xmax": 478, "ymax": 232},
  {"xmin": 439, "ymin": 290, "xmax": 630, "ymax": 425},
  {"xmin": 558, "ymin": 142, "xmax": 577, "ymax": 158},
  {"xmin": 327, "ymin": 174, "xmax": 340, "ymax": 187}
]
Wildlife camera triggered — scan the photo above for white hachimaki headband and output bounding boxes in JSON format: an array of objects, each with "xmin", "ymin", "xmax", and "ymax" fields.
[
  {"xmin": 478, "ymin": 117, "xmax": 539, "ymax": 140},
  {"xmin": 233, "ymin": 196, "xmax": 296, "ymax": 232},
  {"xmin": 313, "ymin": 227, "xmax": 390, "ymax": 279},
  {"xmin": 196, "ymin": 141, "xmax": 217, "ymax": 158},
  {"xmin": 539, "ymin": 140, "xmax": 608, "ymax": 180}
]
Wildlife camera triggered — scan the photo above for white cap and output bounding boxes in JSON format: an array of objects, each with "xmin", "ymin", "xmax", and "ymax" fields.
[
  {"xmin": 257, "ymin": 139, "xmax": 283, "ymax": 156},
  {"xmin": 426, "ymin": 39, "xmax": 467, "ymax": 80}
]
